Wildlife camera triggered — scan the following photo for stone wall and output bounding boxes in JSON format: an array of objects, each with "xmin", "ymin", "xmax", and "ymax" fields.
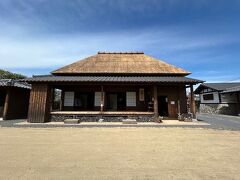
[
  {"xmin": 51, "ymin": 114, "xmax": 155, "ymax": 122},
  {"xmin": 199, "ymin": 103, "xmax": 239, "ymax": 116}
]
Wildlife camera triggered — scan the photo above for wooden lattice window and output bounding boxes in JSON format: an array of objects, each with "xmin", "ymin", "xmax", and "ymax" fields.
[
  {"xmin": 126, "ymin": 92, "xmax": 136, "ymax": 106},
  {"xmin": 203, "ymin": 94, "xmax": 214, "ymax": 100}
]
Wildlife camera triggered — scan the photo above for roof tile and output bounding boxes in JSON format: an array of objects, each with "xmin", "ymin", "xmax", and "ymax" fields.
[{"xmin": 25, "ymin": 75, "xmax": 203, "ymax": 84}]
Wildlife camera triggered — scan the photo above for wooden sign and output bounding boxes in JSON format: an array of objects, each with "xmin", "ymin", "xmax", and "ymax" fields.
[{"xmin": 139, "ymin": 88, "xmax": 145, "ymax": 101}]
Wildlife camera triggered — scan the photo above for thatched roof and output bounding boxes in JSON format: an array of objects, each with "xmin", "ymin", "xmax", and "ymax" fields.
[{"xmin": 52, "ymin": 52, "xmax": 190, "ymax": 75}]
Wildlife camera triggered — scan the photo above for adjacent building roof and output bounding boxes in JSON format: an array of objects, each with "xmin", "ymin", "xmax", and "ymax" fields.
[
  {"xmin": 0, "ymin": 79, "xmax": 31, "ymax": 89},
  {"xmin": 195, "ymin": 82, "xmax": 240, "ymax": 94},
  {"xmin": 52, "ymin": 52, "xmax": 191, "ymax": 75},
  {"xmin": 25, "ymin": 75, "xmax": 203, "ymax": 84},
  {"xmin": 221, "ymin": 86, "xmax": 240, "ymax": 93}
]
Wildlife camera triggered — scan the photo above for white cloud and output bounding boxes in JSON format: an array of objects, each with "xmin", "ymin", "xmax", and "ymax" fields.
[
  {"xmin": 0, "ymin": 21, "xmax": 237, "ymax": 69},
  {"xmin": 191, "ymin": 70, "xmax": 240, "ymax": 83}
]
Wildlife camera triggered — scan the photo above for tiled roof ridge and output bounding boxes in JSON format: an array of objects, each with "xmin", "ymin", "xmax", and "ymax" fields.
[
  {"xmin": 0, "ymin": 79, "xmax": 31, "ymax": 89},
  {"xmin": 24, "ymin": 75, "xmax": 203, "ymax": 84},
  {"xmin": 97, "ymin": 51, "xmax": 144, "ymax": 54}
]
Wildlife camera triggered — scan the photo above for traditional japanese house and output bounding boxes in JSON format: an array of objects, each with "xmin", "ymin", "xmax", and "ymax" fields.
[
  {"xmin": 0, "ymin": 79, "xmax": 31, "ymax": 120},
  {"xmin": 195, "ymin": 83, "xmax": 240, "ymax": 115},
  {"xmin": 25, "ymin": 52, "xmax": 203, "ymax": 123}
]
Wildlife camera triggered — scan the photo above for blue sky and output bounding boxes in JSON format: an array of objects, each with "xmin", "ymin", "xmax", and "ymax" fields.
[{"xmin": 0, "ymin": 0, "xmax": 239, "ymax": 82}]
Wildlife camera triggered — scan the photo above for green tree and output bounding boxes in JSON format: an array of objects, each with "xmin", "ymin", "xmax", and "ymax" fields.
[{"xmin": 0, "ymin": 69, "xmax": 27, "ymax": 79}]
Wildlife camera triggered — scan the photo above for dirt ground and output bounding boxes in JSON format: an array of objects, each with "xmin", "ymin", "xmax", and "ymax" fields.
[{"xmin": 0, "ymin": 128, "xmax": 239, "ymax": 180}]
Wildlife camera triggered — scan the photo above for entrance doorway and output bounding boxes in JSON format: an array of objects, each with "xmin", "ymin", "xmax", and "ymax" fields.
[
  {"xmin": 74, "ymin": 92, "xmax": 94, "ymax": 111},
  {"xmin": 108, "ymin": 94, "xmax": 117, "ymax": 110},
  {"xmin": 0, "ymin": 91, "xmax": 6, "ymax": 117},
  {"xmin": 158, "ymin": 96, "xmax": 169, "ymax": 117},
  {"xmin": 106, "ymin": 92, "xmax": 126, "ymax": 111}
]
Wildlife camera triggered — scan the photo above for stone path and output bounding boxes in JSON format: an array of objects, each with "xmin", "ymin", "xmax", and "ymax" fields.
[
  {"xmin": 1, "ymin": 119, "xmax": 210, "ymax": 129},
  {"xmin": 1, "ymin": 114, "xmax": 240, "ymax": 131}
]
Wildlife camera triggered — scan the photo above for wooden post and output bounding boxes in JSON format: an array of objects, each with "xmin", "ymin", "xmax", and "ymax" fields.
[
  {"xmin": 237, "ymin": 92, "xmax": 240, "ymax": 115},
  {"xmin": 153, "ymin": 85, "xmax": 158, "ymax": 117},
  {"xmin": 2, "ymin": 89, "xmax": 10, "ymax": 120},
  {"xmin": 100, "ymin": 85, "xmax": 104, "ymax": 112},
  {"xmin": 177, "ymin": 86, "xmax": 181, "ymax": 115},
  {"xmin": 190, "ymin": 84, "xmax": 196, "ymax": 118},
  {"xmin": 60, "ymin": 89, "xmax": 64, "ymax": 111},
  {"xmin": 49, "ymin": 88, "xmax": 54, "ymax": 112}
]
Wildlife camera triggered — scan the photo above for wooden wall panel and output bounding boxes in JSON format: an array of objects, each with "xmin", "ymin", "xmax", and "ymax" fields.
[
  {"xmin": 2, "ymin": 88, "xmax": 30, "ymax": 120},
  {"xmin": 157, "ymin": 85, "xmax": 187, "ymax": 118},
  {"xmin": 28, "ymin": 84, "xmax": 51, "ymax": 123}
]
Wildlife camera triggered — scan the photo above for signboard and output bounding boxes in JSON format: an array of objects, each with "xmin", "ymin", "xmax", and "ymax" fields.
[{"xmin": 139, "ymin": 88, "xmax": 145, "ymax": 101}]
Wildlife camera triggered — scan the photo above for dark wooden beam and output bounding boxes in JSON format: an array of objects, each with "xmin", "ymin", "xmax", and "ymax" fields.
[
  {"xmin": 60, "ymin": 89, "xmax": 64, "ymax": 111},
  {"xmin": 177, "ymin": 86, "xmax": 181, "ymax": 115},
  {"xmin": 100, "ymin": 85, "xmax": 104, "ymax": 112},
  {"xmin": 153, "ymin": 85, "xmax": 158, "ymax": 117},
  {"xmin": 2, "ymin": 89, "xmax": 10, "ymax": 120},
  {"xmin": 190, "ymin": 85, "xmax": 196, "ymax": 118},
  {"xmin": 237, "ymin": 92, "xmax": 240, "ymax": 114}
]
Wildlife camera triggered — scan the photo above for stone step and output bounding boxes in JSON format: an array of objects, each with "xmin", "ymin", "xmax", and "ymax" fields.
[
  {"xmin": 122, "ymin": 119, "xmax": 137, "ymax": 124},
  {"xmin": 64, "ymin": 119, "xmax": 80, "ymax": 124}
]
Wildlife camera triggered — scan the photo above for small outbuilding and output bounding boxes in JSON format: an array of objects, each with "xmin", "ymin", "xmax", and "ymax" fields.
[
  {"xmin": 195, "ymin": 83, "xmax": 240, "ymax": 116},
  {"xmin": 0, "ymin": 79, "xmax": 31, "ymax": 120}
]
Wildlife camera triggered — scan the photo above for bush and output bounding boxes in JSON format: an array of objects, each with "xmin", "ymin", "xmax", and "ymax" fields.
[{"xmin": 0, "ymin": 69, "xmax": 26, "ymax": 79}]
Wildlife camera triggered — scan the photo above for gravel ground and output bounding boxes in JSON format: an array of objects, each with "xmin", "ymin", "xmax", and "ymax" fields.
[
  {"xmin": 0, "ymin": 128, "xmax": 240, "ymax": 180},
  {"xmin": 0, "ymin": 119, "xmax": 24, "ymax": 127}
]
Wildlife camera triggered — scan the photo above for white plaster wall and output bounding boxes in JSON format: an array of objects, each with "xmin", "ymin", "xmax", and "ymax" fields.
[{"xmin": 200, "ymin": 92, "xmax": 220, "ymax": 104}]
